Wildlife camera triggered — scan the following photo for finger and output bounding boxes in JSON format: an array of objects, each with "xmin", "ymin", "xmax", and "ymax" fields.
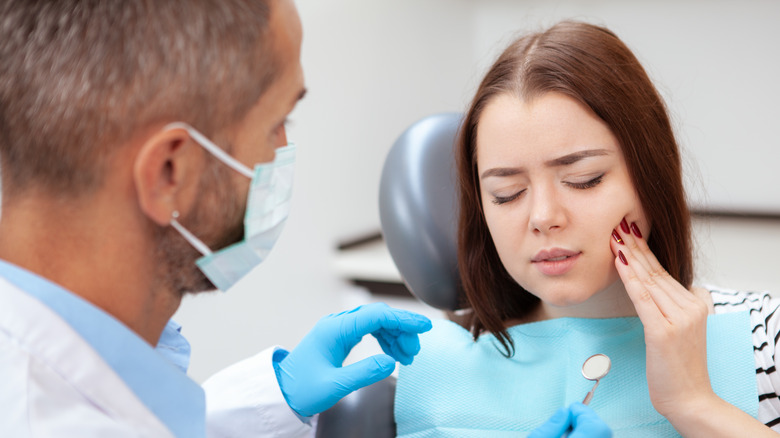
[
  {"xmin": 569, "ymin": 403, "xmax": 612, "ymax": 437},
  {"xmin": 527, "ymin": 407, "xmax": 571, "ymax": 438},
  {"xmin": 614, "ymin": 227, "xmax": 689, "ymax": 317},
  {"xmin": 349, "ymin": 303, "xmax": 432, "ymax": 338},
  {"xmin": 373, "ymin": 330, "xmax": 421, "ymax": 365},
  {"xmin": 336, "ymin": 354, "xmax": 396, "ymax": 395},
  {"xmin": 614, "ymin": 254, "xmax": 667, "ymax": 326},
  {"xmin": 373, "ymin": 330, "xmax": 403, "ymax": 363},
  {"xmin": 396, "ymin": 331, "xmax": 422, "ymax": 357},
  {"xmin": 616, "ymin": 253, "xmax": 687, "ymax": 325},
  {"xmin": 614, "ymin": 220, "xmax": 655, "ymax": 270},
  {"xmin": 617, "ymin": 224, "xmax": 696, "ymax": 309},
  {"xmin": 616, "ymin": 220, "xmax": 694, "ymax": 303},
  {"xmin": 614, "ymin": 219, "xmax": 676, "ymax": 292}
]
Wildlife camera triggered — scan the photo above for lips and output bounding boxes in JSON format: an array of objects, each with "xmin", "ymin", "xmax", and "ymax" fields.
[
  {"xmin": 532, "ymin": 248, "xmax": 580, "ymax": 263},
  {"xmin": 532, "ymin": 248, "xmax": 582, "ymax": 276}
]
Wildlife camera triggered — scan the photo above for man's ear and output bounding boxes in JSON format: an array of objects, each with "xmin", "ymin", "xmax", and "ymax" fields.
[{"xmin": 133, "ymin": 127, "xmax": 203, "ymax": 226}]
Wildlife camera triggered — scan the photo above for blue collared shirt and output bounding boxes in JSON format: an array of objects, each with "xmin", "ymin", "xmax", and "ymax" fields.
[{"xmin": 0, "ymin": 260, "xmax": 205, "ymax": 438}]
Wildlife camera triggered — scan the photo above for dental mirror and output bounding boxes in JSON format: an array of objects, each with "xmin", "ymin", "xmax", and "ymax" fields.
[{"xmin": 581, "ymin": 354, "xmax": 611, "ymax": 405}]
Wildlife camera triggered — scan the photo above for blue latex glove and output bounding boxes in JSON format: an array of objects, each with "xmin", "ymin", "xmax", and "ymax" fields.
[
  {"xmin": 274, "ymin": 303, "xmax": 432, "ymax": 417},
  {"xmin": 529, "ymin": 403, "xmax": 612, "ymax": 438}
]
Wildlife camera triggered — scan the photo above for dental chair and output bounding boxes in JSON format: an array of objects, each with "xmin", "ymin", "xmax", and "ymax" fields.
[{"xmin": 316, "ymin": 113, "xmax": 467, "ymax": 437}]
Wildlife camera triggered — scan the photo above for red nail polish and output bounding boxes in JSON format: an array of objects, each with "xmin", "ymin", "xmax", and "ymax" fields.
[
  {"xmin": 618, "ymin": 251, "xmax": 628, "ymax": 265},
  {"xmin": 620, "ymin": 218, "xmax": 630, "ymax": 234},
  {"xmin": 630, "ymin": 223, "xmax": 643, "ymax": 239},
  {"xmin": 612, "ymin": 229, "xmax": 624, "ymax": 245}
]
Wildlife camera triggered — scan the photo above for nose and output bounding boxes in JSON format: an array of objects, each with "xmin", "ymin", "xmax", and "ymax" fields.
[{"xmin": 527, "ymin": 186, "xmax": 567, "ymax": 233}]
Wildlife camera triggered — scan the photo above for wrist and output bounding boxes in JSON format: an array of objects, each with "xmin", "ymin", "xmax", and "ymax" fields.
[
  {"xmin": 272, "ymin": 348, "xmax": 302, "ymax": 416},
  {"xmin": 662, "ymin": 391, "xmax": 721, "ymax": 432}
]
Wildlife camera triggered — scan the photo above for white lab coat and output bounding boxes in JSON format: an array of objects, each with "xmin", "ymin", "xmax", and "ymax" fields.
[
  {"xmin": 0, "ymin": 278, "xmax": 312, "ymax": 438},
  {"xmin": 203, "ymin": 349, "xmax": 315, "ymax": 438}
]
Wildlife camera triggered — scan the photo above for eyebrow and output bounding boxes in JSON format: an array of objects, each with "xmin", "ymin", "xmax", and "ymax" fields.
[{"xmin": 480, "ymin": 149, "xmax": 611, "ymax": 179}]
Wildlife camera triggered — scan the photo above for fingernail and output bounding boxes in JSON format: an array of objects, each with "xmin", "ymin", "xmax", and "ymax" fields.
[
  {"xmin": 611, "ymin": 229, "xmax": 624, "ymax": 245},
  {"xmin": 618, "ymin": 250, "xmax": 628, "ymax": 265},
  {"xmin": 630, "ymin": 222, "xmax": 643, "ymax": 239},
  {"xmin": 620, "ymin": 218, "xmax": 630, "ymax": 234}
]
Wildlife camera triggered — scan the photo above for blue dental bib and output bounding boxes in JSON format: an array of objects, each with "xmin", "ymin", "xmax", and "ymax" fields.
[{"xmin": 395, "ymin": 312, "xmax": 757, "ymax": 437}]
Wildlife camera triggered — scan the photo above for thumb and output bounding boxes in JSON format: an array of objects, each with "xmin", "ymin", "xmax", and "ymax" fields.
[
  {"xmin": 528, "ymin": 407, "xmax": 571, "ymax": 438},
  {"xmin": 333, "ymin": 354, "xmax": 396, "ymax": 395}
]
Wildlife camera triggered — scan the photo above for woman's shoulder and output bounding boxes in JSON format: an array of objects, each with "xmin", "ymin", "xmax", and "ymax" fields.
[
  {"xmin": 418, "ymin": 318, "xmax": 473, "ymax": 349},
  {"xmin": 705, "ymin": 287, "xmax": 780, "ymax": 427},
  {"xmin": 706, "ymin": 286, "xmax": 778, "ymax": 314},
  {"xmin": 705, "ymin": 286, "xmax": 780, "ymax": 349}
]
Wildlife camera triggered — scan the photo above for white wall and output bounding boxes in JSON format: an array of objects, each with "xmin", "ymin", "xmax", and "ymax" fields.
[
  {"xmin": 173, "ymin": 0, "xmax": 475, "ymax": 382},
  {"xmin": 468, "ymin": 0, "xmax": 780, "ymax": 214},
  {"xmin": 174, "ymin": 0, "xmax": 780, "ymax": 383}
]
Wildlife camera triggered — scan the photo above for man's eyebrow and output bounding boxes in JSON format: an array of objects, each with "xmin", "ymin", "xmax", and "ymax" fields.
[
  {"xmin": 480, "ymin": 149, "xmax": 611, "ymax": 180},
  {"xmin": 545, "ymin": 149, "xmax": 610, "ymax": 167}
]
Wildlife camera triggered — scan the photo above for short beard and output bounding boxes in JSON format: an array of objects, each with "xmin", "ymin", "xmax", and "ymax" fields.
[{"xmin": 154, "ymin": 157, "xmax": 246, "ymax": 297}]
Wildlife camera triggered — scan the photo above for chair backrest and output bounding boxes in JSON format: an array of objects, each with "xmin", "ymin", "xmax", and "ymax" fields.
[
  {"xmin": 378, "ymin": 113, "xmax": 466, "ymax": 311},
  {"xmin": 315, "ymin": 376, "xmax": 396, "ymax": 438},
  {"xmin": 317, "ymin": 113, "xmax": 467, "ymax": 438}
]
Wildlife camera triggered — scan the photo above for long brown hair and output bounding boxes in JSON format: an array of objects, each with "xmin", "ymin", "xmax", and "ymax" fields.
[{"xmin": 457, "ymin": 21, "xmax": 693, "ymax": 356}]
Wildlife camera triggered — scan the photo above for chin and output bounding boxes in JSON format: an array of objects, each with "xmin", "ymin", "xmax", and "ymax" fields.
[
  {"xmin": 545, "ymin": 296, "xmax": 590, "ymax": 308},
  {"xmin": 181, "ymin": 274, "xmax": 219, "ymax": 296},
  {"xmin": 523, "ymin": 278, "xmax": 588, "ymax": 305}
]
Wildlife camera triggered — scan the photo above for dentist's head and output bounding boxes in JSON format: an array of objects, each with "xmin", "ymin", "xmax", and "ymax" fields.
[{"xmin": 0, "ymin": 0, "xmax": 306, "ymax": 340}]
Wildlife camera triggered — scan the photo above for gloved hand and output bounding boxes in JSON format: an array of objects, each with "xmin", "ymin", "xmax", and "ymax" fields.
[
  {"xmin": 529, "ymin": 403, "xmax": 612, "ymax": 438},
  {"xmin": 274, "ymin": 302, "xmax": 432, "ymax": 417}
]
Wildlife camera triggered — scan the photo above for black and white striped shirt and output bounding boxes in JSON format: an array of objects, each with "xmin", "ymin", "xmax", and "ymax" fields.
[{"xmin": 711, "ymin": 288, "xmax": 780, "ymax": 430}]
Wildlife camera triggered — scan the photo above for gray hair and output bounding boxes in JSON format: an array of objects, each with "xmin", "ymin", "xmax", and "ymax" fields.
[{"xmin": 0, "ymin": 0, "xmax": 276, "ymax": 196}]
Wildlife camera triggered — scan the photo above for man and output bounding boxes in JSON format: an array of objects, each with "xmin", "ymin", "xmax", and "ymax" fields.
[{"xmin": 0, "ymin": 1, "xmax": 610, "ymax": 436}]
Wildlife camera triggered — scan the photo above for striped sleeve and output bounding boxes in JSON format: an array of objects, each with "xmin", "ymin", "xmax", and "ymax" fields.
[{"xmin": 710, "ymin": 287, "xmax": 780, "ymax": 430}]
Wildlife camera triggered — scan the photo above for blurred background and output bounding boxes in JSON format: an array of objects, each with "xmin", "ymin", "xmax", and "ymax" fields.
[{"xmin": 173, "ymin": 0, "xmax": 780, "ymax": 382}]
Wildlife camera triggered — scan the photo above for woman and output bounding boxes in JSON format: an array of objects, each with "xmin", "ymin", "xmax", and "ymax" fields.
[{"xmin": 395, "ymin": 21, "xmax": 779, "ymax": 437}]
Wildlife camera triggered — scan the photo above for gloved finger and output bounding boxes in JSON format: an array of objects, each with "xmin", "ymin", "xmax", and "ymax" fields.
[
  {"xmin": 335, "ymin": 354, "xmax": 396, "ymax": 395},
  {"xmin": 372, "ymin": 329, "xmax": 421, "ymax": 365},
  {"xmin": 527, "ymin": 407, "xmax": 571, "ymax": 438},
  {"xmin": 394, "ymin": 331, "xmax": 422, "ymax": 360},
  {"xmin": 372, "ymin": 330, "xmax": 400, "ymax": 362},
  {"xmin": 569, "ymin": 403, "xmax": 613, "ymax": 438},
  {"xmin": 348, "ymin": 303, "xmax": 431, "ymax": 339}
]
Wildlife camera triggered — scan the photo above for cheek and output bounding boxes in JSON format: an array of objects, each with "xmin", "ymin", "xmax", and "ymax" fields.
[
  {"xmin": 483, "ymin": 201, "xmax": 521, "ymax": 238},
  {"xmin": 595, "ymin": 178, "xmax": 645, "ymax": 231},
  {"xmin": 482, "ymin": 205, "xmax": 523, "ymax": 264}
]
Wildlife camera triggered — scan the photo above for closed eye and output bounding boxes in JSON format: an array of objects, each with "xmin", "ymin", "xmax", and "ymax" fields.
[
  {"xmin": 492, "ymin": 189, "xmax": 526, "ymax": 205},
  {"xmin": 565, "ymin": 174, "xmax": 604, "ymax": 190}
]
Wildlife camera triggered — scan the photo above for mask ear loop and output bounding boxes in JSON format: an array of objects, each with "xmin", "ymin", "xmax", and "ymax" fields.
[
  {"xmin": 163, "ymin": 122, "xmax": 254, "ymax": 179},
  {"xmin": 169, "ymin": 211, "xmax": 213, "ymax": 256}
]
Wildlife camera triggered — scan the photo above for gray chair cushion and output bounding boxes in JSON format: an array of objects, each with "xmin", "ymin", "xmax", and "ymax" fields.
[
  {"xmin": 378, "ymin": 112, "xmax": 465, "ymax": 311},
  {"xmin": 315, "ymin": 377, "xmax": 396, "ymax": 438}
]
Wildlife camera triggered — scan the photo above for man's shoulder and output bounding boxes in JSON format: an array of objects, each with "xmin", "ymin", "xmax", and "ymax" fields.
[{"xmin": 0, "ymin": 277, "xmax": 175, "ymax": 437}]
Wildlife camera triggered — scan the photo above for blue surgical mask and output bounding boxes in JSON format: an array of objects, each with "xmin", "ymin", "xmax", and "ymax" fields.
[{"xmin": 165, "ymin": 122, "xmax": 295, "ymax": 291}]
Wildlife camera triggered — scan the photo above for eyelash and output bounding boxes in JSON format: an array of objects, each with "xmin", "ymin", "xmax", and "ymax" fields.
[
  {"xmin": 565, "ymin": 174, "xmax": 605, "ymax": 190},
  {"xmin": 490, "ymin": 174, "xmax": 605, "ymax": 205},
  {"xmin": 492, "ymin": 190, "xmax": 526, "ymax": 205}
]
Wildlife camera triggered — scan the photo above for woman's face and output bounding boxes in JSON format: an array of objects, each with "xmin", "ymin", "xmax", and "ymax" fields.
[{"xmin": 476, "ymin": 92, "xmax": 648, "ymax": 320}]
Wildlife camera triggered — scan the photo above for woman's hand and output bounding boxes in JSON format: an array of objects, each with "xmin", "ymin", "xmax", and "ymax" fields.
[
  {"xmin": 609, "ymin": 219, "xmax": 779, "ymax": 437},
  {"xmin": 609, "ymin": 218, "xmax": 715, "ymax": 420}
]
